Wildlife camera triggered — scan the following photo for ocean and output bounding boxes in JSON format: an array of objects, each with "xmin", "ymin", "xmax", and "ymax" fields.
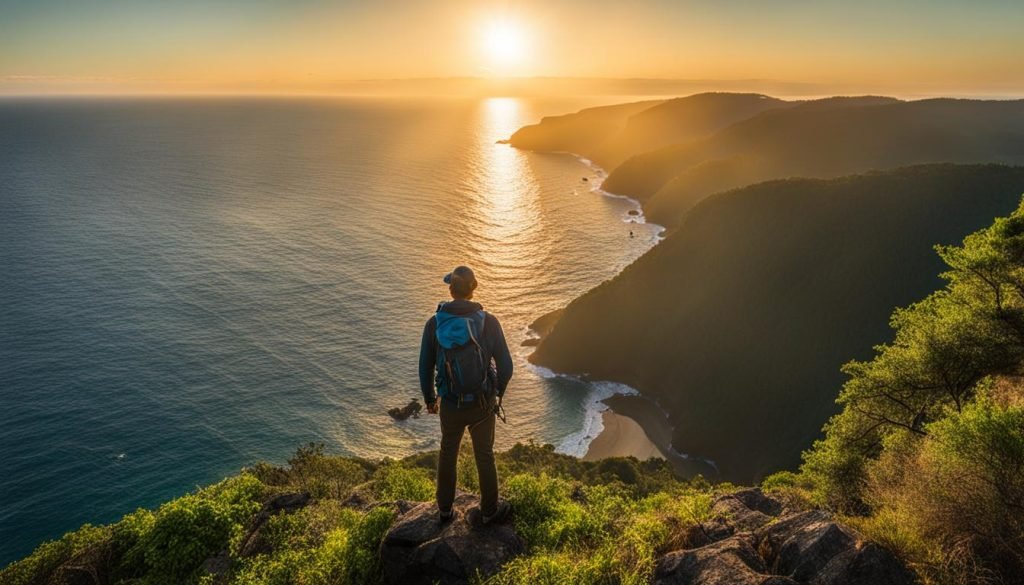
[{"xmin": 0, "ymin": 95, "xmax": 660, "ymax": 564}]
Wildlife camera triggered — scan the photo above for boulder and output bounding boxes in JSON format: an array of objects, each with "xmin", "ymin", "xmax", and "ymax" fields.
[
  {"xmin": 773, "ymin": 520, "xmax": 856, "ymax": 581},
  {"xmin": 755, "ymin": 509, "xmax": 860, "ymax": 582},
  {"xmin": 712, "ymin": 495, "xmax": 774, "ymax": 532},
  {"xmin": 728, "ymin": 488, "xmax": 785, "ymax": 516},
  {"xmin": 682, "ymin": 489, "xmax": 783, "ymax": 549},
  {"xmin": 653, "ymin": 536, "xmax": 769, "ymax": 585},
  {"xmin": 811, "ymin": 542, "xmax": 916, "ymax": 585},
  {"xmin": 683, "ymin": 516, "xmax": 735, "ymax": 548},
  {"xmin": 660, "ymin": 494, "xmax": 914, "ymax": 585},
  {"xmin": 756, "ymin": 510, "xmax": 832, "ymax": 565},
  {"xmin": 380, "ymin": 493, "xmax": 523, "ymax": 585}
]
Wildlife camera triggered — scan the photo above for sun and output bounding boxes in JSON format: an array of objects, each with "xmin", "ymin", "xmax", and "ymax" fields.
[{"xmin": 481, "ymin": 20, "xmax": 528, "ymax": 69}]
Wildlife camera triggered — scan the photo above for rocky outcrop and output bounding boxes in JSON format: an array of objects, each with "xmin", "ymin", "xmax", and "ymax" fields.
[
  {"xmin": 380, "ymin": 493, "xmax": 523, "ymax": 585},
  {"xmin": 810, "ymin": 542, "xmax": 917, "ymax": 585},
  {"xmin": 388, "ymin": 399, "xmax": 423, "ymax": 421},
  {"xmin": 655, "ymin": 489, "xmax": 915, "ymax": 585},
  {"xmin": 654, "ymin": 536, "xmax": 785, "ymax": 585}
]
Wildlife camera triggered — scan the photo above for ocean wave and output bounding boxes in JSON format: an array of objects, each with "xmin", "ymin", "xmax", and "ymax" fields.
[
  {"xmin": 525, "ymin": 360, "xmax": 642, "ymax": 458},
  {"xmin": 555, "ymin": 380, "xmax": 640, "ymax": 457}
]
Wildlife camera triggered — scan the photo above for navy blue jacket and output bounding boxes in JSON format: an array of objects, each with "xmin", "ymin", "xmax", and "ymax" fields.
[{"xmin": 419, "ymin": 299, "xmax": 513, "ymax": 406}]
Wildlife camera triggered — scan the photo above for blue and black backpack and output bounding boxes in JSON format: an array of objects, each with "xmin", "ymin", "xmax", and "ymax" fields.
[{"xmin": 434, "ymin": 306, "xmax": 491, "ymax": 403}]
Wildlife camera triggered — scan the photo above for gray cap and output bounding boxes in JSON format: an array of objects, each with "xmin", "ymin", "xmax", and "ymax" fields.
[{"xmin": 443, "ymin": 265, "xmax": 477, "ymax": 286}]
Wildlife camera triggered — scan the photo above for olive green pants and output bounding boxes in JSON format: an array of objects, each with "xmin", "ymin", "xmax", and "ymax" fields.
[{"xmin": 436, "ymin": 397, "xmax": 498, "ymax": 517}]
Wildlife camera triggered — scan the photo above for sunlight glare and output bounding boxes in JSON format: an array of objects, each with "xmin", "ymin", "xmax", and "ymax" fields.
[{"xmin": 481, "ymin": 20, "xmax": 528, "ymax": 69}]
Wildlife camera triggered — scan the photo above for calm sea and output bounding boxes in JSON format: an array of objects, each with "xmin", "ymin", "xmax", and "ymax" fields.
[{"xmin": 0, "ymin": 96, "xmax": 660, "ymax": 564}]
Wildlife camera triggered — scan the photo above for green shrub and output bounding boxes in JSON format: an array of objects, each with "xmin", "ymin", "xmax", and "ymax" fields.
[
  {"xmin": 372, "ymin": 463, "xmax": 434, "ymax": 501},
  {"xmin": 500, "ymin": 473, "xmax": 711, "ymax": 583},
  {"xmin": 485, "ymin": 548, "xmax": 636, "ymax": 585},
  {"xmin": 761, "ymin": 470, "xmax": 798, "ymax": 490},
  {"xmin": 457, "ymin": 441, "xmax": 481, "ymax": 493},
  {"xmin": 0, "ymin": 524, "xmax": 109, "ymax": 585},
  {"xmin": 232, "ymin": 505, "xmax": 393, "ymax": 585},
  {"xmin": 802, "ymin": 199, "xmax": 1024, "ymax": 513},
  {"xmin": 134, "ymin": 494, "xmax": 235, "ymax": 582},
  {"xmin": 336, "ymin": 506, "xmax": 394, "ymax": 584},
  {"xmin": 250, "ymin": 443, "xmax": 376, "ymax": 499},
  {"xmin": 109, "ymin": 508, "xmax": 157, "ymax": 578},
  {"xmin": 120, "ymin": 474, "xmax": 265, "ymax": 583},
  {"xmin": 859, "ymin": 394, "xmax": 1024, "ymax": 583}
]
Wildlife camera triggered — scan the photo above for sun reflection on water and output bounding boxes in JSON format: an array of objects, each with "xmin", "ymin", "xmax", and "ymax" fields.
[{"xmin": 464, "ymin": 98, "xmax": 545, "ymax": 291}]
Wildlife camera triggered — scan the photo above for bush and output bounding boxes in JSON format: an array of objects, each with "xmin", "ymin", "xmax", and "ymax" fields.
[
  {"xmin": 122, "ymin": 474, "xmax": 265, "ymax": 583},
  {"xmin": 802, "ymin": 199, "xmax": 1024, "ymax": 512},
  {"xmin": 4, "ymin": 442, "xmax": 717, "ymax": 585},
  {"xmin": 250, "ymin": 443, "xmax": 375, "ymax": 499},
  {"xmin": 485, "ymin": 548, "xmax": 639, "ymax": 585},
  {"xmin": 863, "ymin": 394, "xmax": 1024, "ymax": 583},
  {"xmin": 500, "ymin": 473, "xmax": 712, "ymax": 583},
  {"xmin": 233, "ymin": 505, "xmax": 393, "ymax": 585},
  {"xmin": 372, "ymin": 462, "xmax": 434, "ymax": 502},
  {"xmin": 0, "ymin": 524, "xmax": 109, "ymax": 585}
]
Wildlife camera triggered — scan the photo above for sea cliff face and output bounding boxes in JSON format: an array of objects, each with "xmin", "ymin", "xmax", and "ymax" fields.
[{"xmin": 529, "ymin": 164, "xmax": 1024, "ymax": 482}]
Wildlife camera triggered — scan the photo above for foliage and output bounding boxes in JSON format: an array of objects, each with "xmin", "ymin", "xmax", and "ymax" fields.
[
  {"xmin": 127, "ymin": 474, "xmax": 265, "ymax": 583},
  {"xmin": 497, "ymin": 472, "xmax": 712, "ymax": 583},
  {"xmin": 251, "ymin": 442, "xmax": 375, "ymax": 500},
  {"xmin": 372, "ymin": 462, "xmax": 435, "ymax": 502},
  {"xmin": 857, "ymin": 394, "xmax": 1024, "ymax": 584},
  {"xmin": 0, "ymin": 523, "xmax": 109, "ymax": 585},
  {"xmin": 496, "ymin": 441, "xmax": 681, "ymax": 496},
  {"xmin": 798, "ymin": 200, "xmax": 1024, "ymax": 584},
  {"xmin": 233, "ymin": 506, "xmax": 394, "ymax": 585},
  {"xmin": 803, "ymin": 198, "xmax": 1024, "ymax": 511}
]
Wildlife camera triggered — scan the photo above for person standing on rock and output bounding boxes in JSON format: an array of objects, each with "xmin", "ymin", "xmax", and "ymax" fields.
[{"xmin": 419, "ymin": 265, "xmax": 513, "ymax": 524}]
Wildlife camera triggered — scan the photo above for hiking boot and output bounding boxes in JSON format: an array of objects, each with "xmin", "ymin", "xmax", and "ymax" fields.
[
  {"xmin": 438, "ymin": 508, "xmax": 455, "ymax": 524},
  {"xmin": 481, "ymin": 500, "xmax": 511, "ymax": 525}
]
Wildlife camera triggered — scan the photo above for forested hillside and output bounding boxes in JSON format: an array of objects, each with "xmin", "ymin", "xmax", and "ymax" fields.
[{"xmin": 531, "ymin": 164, "xmax": 1024, "ymax": 483}]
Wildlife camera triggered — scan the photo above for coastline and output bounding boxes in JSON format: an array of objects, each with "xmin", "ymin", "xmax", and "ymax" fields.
[{"xmin": 524, "ymin": 150, "xmax": 711, "ymax": 476}]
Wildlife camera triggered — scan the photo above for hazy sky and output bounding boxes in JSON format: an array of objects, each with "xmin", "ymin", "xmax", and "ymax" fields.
[{"xmin": 1, "ymin": 0, "xmax": 1022, "ymax": 95}]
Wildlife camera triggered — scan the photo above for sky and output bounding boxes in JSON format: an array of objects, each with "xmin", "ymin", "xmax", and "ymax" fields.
[{"xmin": 1, "ymin": 0, "xmax": 1022, "ymax": 96}]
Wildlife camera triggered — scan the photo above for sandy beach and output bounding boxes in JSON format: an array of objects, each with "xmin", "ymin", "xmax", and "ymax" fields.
[
  {"xmin": 583, "ymin": 410, "xmax": 663, "ymax": 460},
  {"xmin": 591, "ymin": 394, "xmax": 719, "ymax": 478}
]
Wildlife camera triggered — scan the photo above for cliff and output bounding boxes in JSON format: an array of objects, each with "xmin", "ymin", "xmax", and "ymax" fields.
[{"xmin": 530, "ymin": 164, "xmax": 1024, "ymax": 482}]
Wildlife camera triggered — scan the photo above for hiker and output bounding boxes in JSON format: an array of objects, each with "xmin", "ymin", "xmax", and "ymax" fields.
[{"xmin": 418, "ymin": 265, "xmax": 513, "ymax": 524}]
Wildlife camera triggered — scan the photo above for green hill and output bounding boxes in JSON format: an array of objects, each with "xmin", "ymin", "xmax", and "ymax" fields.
[
  {"xmin": 531, "ymin": 164, "xmax": 1024, "ymax": 483},
  {"xmin": 604, "ymin": 98, "xmax": 1024, "ymax": 228},
  {"xmin": 507, "ymin": 93, "xmax": 795, "ymax": 169},
  {"xmin": 501, "ymin": 99, "xmax": 662, "ymax": 168}
]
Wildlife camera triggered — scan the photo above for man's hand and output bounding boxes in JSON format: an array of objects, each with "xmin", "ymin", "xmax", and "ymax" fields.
[{"xmin": 426, "ymin": 400, "xmax": 439, "ymax": 414}]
